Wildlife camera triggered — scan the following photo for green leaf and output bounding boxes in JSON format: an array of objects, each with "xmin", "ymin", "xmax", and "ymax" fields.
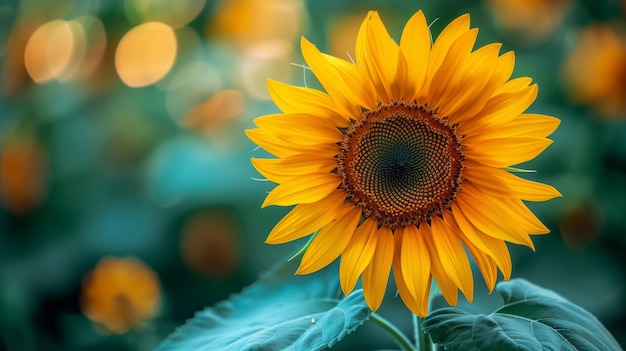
[
  {"xmin": 155, "ymin": 256, "xmax": 371, "ymax": 351},
  {"xmin": 422, "ymin": 278, "xmax": 622, "ymax": 351}
]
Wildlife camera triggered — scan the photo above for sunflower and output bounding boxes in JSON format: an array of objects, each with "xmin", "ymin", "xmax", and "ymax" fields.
[
  {"xmin": 80, "ymin": 257, "xmax": 161, "ymax": 334},
  {"xmin": 246, "ymin": 10, "xmax": 560, "ymax": 316}
]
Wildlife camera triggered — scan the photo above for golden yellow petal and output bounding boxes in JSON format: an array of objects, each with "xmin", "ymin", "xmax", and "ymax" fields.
[
  {"xmin": 246, "ymin": 128, "xmax": 339, "ymax": 158},
  {"xmin": 502, "ymin": 113, "xmax": 560, "ymax": 138},
  {"xmin": 251, "ymin": 155, "xmax": 337, "ymax": 184},
  {"xmin": 356, "ymin": 11, "xmax": 407, "ymax": 103},
  {"xmin": 505, "ymin": 199, "xmax": 551, "ymax": 234},
  {"xmin": 428, "ymin": 28, "xmax": 478, "ymax": 111},
  {"xmin": 297, "ymin": 205, "xmax": 362, "ymax": 274},
  {"xmin": 392, "ymin": 228, "xmax": 431, "ymax": 316},
  {"xmin": 254, "ymin": 113, "xmax": 343, "ymax": 145},
  {"xmin": 470, "ymin": 114, "xmax": 560, "ymax": 141},
  {"xmin": 266, "ymin": 190, "xmax": 346, "ymax": 244},
  {"xmin": 421, "ymin": 230, "xmax": 459, "ymax": 306},
  {"xmin": 300, "ymin": 37, "xmax": 376, "ymax": 116},
  {"xmin": 400, "ymin": 225, "xmax": 432, "ymax": 312},
  {"xmin": 464, "ymin": 162, "xmax": 561, "ymax": 201},
  {"xmin": 449, "ymin": 49, "xmax": 516, "ymax": 124},
  {"xmin": 456, "ymin": 184, "xmax": 535, "ymax": 248},
  {"xmin": 340, "ymin": 217, "xmax": 378, "ymax": 296},
  {"xmin": 495, "ymin": 76, "xmax": 534, "ymax": 95},
  {"xmin": 262, "ymin": 173, "xmax": 341, "ymax": 208},
  {"xmin": 450, "ymin": 207, "xmax": 513, "ymax": 280},
  {"xmin": 425, "ymin": 14, "xmax": 471, "ymax": 96},
  {"xmin": 267, "ymin": 79, "xmax": 351, "ymax": 127},
  {"xmin": 464, "ymin": 136, "xmax": 553, "ymax": 168},
  {"xmin": 362, "ymin": 224, "xmax": 394, "ymax": 311},
  {"xmin": 460, "ymin": 81, "xmax": 538, "ymax": 135},
  {"xmin": 460, "ymin": 236, "xmax": 499, "ymax": 292},
  {"xmin": 430, "ymin": 216, "xmax": 474, "ymax": 302},
  {"xmin": 400, "ymin": 10, "xmax": 431, "ymax": 101},
  {"xmin": 437, "ymin": 43, "xmax": 501, "ymax": 120}
]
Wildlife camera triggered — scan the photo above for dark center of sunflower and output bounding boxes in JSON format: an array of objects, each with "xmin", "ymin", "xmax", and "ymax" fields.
[{"xmin": 337, "ymin": 101, "xmax": 465, "ymax": 229}]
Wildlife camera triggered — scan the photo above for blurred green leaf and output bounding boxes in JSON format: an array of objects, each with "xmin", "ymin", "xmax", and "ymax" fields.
[
  {"xmin": 422, "ymin": 278, "xmax": 622, "ymax": 351},
  {"xmin": 155, "ymin": 255, "xmax": 371, "ymax": 351}
]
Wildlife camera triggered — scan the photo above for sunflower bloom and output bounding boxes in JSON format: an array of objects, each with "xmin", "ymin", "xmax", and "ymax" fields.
[
  {"xmin": 80, "ymin": 257, "xmax": 161, "ymax": 334},
  {"xmin": 246, "ymin": 10, "xmax": 561, "ymax": 316}
]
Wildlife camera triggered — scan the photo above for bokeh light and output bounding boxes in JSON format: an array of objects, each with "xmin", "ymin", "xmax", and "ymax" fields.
[
  {"xmin": 165, "ymin": 60, "xmax": 222, "ymax": 124},
  {"xmin": 72, "ymin": 16, "xmax": 107, "ymax": 80},
  {"xmin": 240, "ymin": 40, "xmax": 294, "ymax": 99},
  {"xmin": 115, "ymin": 22, "xmax": 177, "ymax": 87},
  {"xmin": 125, "ymin": 0, "xmax": 206, "ymax": 29},
  {"xmin": 183, "ymin": 89, "xmax": 246, "ymax": 133},
  {"xmin": 327, "ymin": 11, "xmax": 368, "ymax": 58},
  {"xmin": 24, "ymin": 20, "xmax": 75, "ymax": 83}
]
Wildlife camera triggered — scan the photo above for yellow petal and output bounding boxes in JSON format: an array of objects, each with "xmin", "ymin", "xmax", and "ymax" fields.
[
  {"xmin": 393, "ymin": 228, "xmax": 431, "ymax": 316},
  {"xmin": 464, "ymin": 136, "xmax": 553, "ymax": 168},
  {"xmin": 301, "ymin": 36, "xmax": 376, "ymax": 116},
  {"xmin": 400, "ymin": 225, "xmax": 432, "ymax": 310},
  {"xmin": 464, "ymin": 162, "xmax": 561, "ymax": 202},
  {"xmin": 297, "ymin": 205, "xmax": 362, "ymax": 274},
  {"xmin": 266, "ymin": 190, "xmax": 347, "ymax": 244},
  {"xmin": 459, "ymin": 235, "xmax": 499, "ymax": 292},
  {"xmin": 505, "ymin": 198, "xmax": 551, "ymax": 234},
  {"xmin": 246, "ymin": 128, "xmax": 339, "ymax": 158},
  {"xmin": 460, "ymin": 81, "xmax": 538, "ymax": 135},
  {"xmin": 425, "ymin": 14, "xmax": 471, "ymax": 96},
  {"xmin": 356, "ymin": 11, "xmax": 406, "ymax": 102},
  {"xmin": 267, "ymin": 79, "xmax": 351, "ymax": 127},
  {"xmin": 472, "ymin": 113, "xmax": 560, "ymax": 141},
  {"xmin": 262, "ymin": 173, "xmax": 341, "ymax": 207},
  {"xmin": 438, "ymin": 43, "xmax": 501, "ymax": 121},
  {"xmin": 455, "ymin": 184, "xmax": 535, "ymax": 248},
  {"xmin": 251, "ymin": 155, "xmax": 337, "ymax": 184},
  {"xmin": 400, "ymin": 10, "xmax": 431, "ymax": 101},
  {"xmin": 502, "ymin": 113, "xmax": 560, "ymax": 138},
  {"xmin": 362, "ymin": 224, "xmax": 394, "ymax": 311},
  {"xmin": 450, "ymin": 207, "xmax": 512, "ymax": 280},
  {"xmin": 495, "ymin": 76, "xmax": 534, "ymax": 95},
  {"xmin": 428, "ymin": 28, "xmax": 478, "ymax": 110},
  {"xmin": 253, "ymin": 113, "xmax": 343, "ymax": 145},
  {"xmin": 340, "ymin": 217, "xmax": 378, "ymax": 295},
  {"xmin": 421, "ymin": 230, "xmax": 459, "ymax": 306},
  {"xmin": 430, "ymin": 216, "xmax": 474, "ymax": 302}
]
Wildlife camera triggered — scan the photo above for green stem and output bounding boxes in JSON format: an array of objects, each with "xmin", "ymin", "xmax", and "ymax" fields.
[
  {"xmin": 417, "ymin": 316, "xmax": 433, "ymax": 351},
  {"xmin": 370, "ymin": 312, "xmax": 415, "ymax": 351},
  {"xmin": 412, "ymin": 313, "xmax": 419, "ymax": 348}
]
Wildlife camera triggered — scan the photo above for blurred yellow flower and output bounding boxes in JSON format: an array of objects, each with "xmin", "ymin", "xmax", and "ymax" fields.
[
  {"xmin": 247, "ymin": 10, "xmax": 560, "ymax": 316},
  {"xmin": 563, "ymin": 24, "xmax": 626, "ymax": 117},
  {"xmin": 0, "ymin": 136, "xmax": 46, "ymax": 215},
  {"xmin": 488, "ymin": 0, "xmax": 571, "ymax": 44},
  {"xmin": 180, "ymin": 208, "xmax": 241, "ymax": 279},
  {"xmin": 80, "ymin": 257, "xmax": 161, "ymax": 334},
  {"xmin": 206, "ymin": 0, "xmax": 305, "ymax": 51}
]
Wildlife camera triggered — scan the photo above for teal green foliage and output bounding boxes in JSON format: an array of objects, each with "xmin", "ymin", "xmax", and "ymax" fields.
[
  {"xmin": 423, "ymin": 279, "xmax": 623, "ymax": 351},
  {"xmin": 155, "ymin": 258, "xmax": 371, "ymax": 351}
]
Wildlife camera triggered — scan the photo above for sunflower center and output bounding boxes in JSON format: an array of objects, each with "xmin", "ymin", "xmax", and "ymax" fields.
[{"xmin": 337, "ymin": 101, "xmax": 465, "ymax": 229}]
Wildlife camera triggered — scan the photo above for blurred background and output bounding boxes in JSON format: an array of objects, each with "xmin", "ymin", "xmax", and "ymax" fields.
[{"xmin": 0, "ymin": 0, "xmax": 624, "ymax": 350}]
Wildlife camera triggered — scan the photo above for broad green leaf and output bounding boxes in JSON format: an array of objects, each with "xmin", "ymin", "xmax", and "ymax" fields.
[
  {"xmin": 155, "ymin": 255, "xmax": 371, "ymax": 351},
  {"xmin": 422, "ymin": 278, "xmax": 622, "ymax": 351}
]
